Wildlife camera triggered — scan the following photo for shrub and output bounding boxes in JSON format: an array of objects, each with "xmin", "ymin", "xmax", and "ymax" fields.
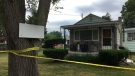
[
  {"xmin": 42, "ymin": 38, "xmax": 65, "ymax": 48},
  {"xmin": 67, "ymin": 54, "xmax": 100, "ymax": 64},
  {"xmin": 43, "ymin": 49, "xmax": 68, "ymax": 59},
  {"xmin": 99, "ymin": 50, "xmax": 129, "ymax": 66}
]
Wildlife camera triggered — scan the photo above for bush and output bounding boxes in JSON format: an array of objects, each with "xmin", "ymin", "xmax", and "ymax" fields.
[
  {"xmin": 43, "ymin": 49, "xmax": 68, "ymax": 59},
  {"xmin": 67, "ymin": 54, "xmax": 100, "ymax": 64},
  {"xmin": 99, "ymin": 50, "xmax": 129, "ymax": 66},
  {"xmin": 42, "ymin": 38, "xmax": 65, "ymax": 48}
]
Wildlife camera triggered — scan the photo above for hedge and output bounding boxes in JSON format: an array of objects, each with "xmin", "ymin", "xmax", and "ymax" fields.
[
  {"xmin": 99, "ymin": 50, "xmax": 129, "ymax": 66},
  {"xmin": 67, "ymin": 54, "xmax": 100, "ymax": 64},
  {"xmin": 43, "ymin": 49, "xmax": 68, "ymax": 59}
]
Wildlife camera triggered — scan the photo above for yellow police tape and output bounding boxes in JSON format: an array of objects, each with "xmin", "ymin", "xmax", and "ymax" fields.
[
  {"xmin": 0, "ymin": 47, "xmax": 39, "ymax": 53},
  {"xmin": 0, "ymin": 47, "xmax": 135, "ymax": 71}
]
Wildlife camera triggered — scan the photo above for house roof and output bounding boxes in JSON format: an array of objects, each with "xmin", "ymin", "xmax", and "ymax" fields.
[
  {"xmin": 61, "ymin": 21, "xmax": 118, "ymax": 29},
  {"xmin": 61, "ymin": 13, "xmax": 119, "ymax": 29},
  {"xmin": 74, "ymin": 13, "xmax": 109, "ymax": 25},
  {"xmin": 124, "ymin": 28, "xmax": 135, "ymax": 31}
]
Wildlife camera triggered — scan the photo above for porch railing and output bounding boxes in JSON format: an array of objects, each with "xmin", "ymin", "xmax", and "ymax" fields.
[{"xmin": 69, "ymin": 41, "xmax": 118, "ymax": 52}]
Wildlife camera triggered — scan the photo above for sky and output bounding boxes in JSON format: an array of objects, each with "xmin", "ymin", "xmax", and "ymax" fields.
[{"xmin": 46, "ymin": 0, "xmax": 128, "ymax": 32}]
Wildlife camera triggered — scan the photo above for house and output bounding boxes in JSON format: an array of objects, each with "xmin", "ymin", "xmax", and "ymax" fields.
[
  {"xmin": 61, "ymin": 14, "xmax": 122, "ymax": 52},
  {"xmin": 65, "ymin": 35, "xmax": 70, "ymax": 45},
  {"xmin": 123, "ymin": 28, "xmax": 135, "ymax": 53}
]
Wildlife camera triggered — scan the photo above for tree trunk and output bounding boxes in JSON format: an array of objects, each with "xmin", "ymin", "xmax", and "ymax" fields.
[
  {"xmin": 2, "ymin": 0, "xmax": 39, "ymax": 76},
  {"xmin": 37, "ymin": 0, "xmax": 51, "ymax": 27}
]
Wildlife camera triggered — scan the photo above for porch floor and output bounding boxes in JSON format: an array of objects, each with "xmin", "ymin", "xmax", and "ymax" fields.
[
  {"xmin": 64, "ymin": 51, "xmax": 99, "ymax": 59},
  {"xmin": 68, "ymin": 51, "xmax": 98, "ymax": 56}
]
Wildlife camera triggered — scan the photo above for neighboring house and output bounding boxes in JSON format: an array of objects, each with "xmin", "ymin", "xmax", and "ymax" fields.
[
  {"xmin": 65, "ymin": 35, "xmax": 70, "ymax": 45},
  {"xmin": 61, "ymin": 14, "xmax": 122, "ymax": 52},
  {"xmin": 61, "ymin": 35, "xmax": 70, "ymax": 49},
  {"xmin": 123, "ymin": 28, "xmax": 135, "ymax": 52}
]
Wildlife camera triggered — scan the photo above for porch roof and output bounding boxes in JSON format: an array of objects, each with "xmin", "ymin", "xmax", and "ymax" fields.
[{"xmin": 61, "ymin": 21, "xmax": 119, "ymax": 29}]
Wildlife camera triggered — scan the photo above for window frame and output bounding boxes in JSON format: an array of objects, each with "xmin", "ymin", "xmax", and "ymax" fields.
[
  {"xmin": 92, "ymin": 29, "xmax": 99, "ymax": 41},
  {"xmin": 127, "ymin": 32, "xmax": 135, "ymax": 41},
  {"xmin": 74, "ymin": 30, "xmax": 80, "ymax": 41}
]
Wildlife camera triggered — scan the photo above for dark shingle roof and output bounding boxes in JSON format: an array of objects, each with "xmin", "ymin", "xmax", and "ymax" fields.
[{"xmin": 74, "ymin": 13, "xmax": 109, "ymax": 25}]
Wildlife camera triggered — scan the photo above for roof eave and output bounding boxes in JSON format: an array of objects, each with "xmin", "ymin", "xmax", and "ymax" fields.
[{"xmin": 61, "ymin": 21, "xmax": 118, "ymax": 29}]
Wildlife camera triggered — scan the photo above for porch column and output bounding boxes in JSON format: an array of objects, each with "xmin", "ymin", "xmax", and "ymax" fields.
[
  {"xmin": 114, "ymin": 26, "xmax": 117, "ymax": 49},
  {"xmin": 118, "ymin": 17, "xmax": 123, "ymax": 47},
  {"xmin": 99, "ymin": 27, "xmax": 102, "ymax": 50},
  {"xmin": 64, "ymin": 29, "xmax": 66, "ymax": 49}
]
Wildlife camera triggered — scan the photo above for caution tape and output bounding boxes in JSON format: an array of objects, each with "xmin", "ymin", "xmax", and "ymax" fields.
[
  {"xmin": 0, "ymin": 47, "xmax": 135, "ymax": 71},
  {"xmin": 0, "ymin": 47, "xmax": 39, "ymax": 53}
]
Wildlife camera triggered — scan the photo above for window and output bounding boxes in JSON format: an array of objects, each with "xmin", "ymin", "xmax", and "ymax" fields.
[
  {"xmin": 75, "ymin": 31, "xmax": 79, "ymax": 40},
  {"xmin": 127, "ymin": 32, "xmax": 135, "ymax": 40},
  {"xmin": 80, "ymin": 30, "xmax": 87, "ymax": 40},
  {"xmin": 74, "ymin": 29, "xmax": 98, "ymax": 41},
  {"xmin": 87, "ymin": 30, "xmax": 92, "ymax": 40},
  {"xmin": 80, "ymin": 30, "xmax": 92, "ymax": 40}
]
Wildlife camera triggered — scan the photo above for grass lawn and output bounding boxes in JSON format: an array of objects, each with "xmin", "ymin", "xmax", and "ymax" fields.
[{"xmin": 0, "ymin": 52, "xmax": 135, "ymax": 76}]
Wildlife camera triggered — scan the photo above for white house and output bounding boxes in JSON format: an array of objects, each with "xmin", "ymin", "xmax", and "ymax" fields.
[
  {"xmin": 61, "ymin": 13, "xmax": 122, "ymax": 52},
  {"xmin": 123, "ymin": 28, "xmax": 135, "ymax": 52}
]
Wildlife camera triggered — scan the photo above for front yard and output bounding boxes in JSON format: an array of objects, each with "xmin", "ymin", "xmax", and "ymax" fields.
[{"xmin": 0, "ymin": 52, "xmax": 135, "ymax": 76}]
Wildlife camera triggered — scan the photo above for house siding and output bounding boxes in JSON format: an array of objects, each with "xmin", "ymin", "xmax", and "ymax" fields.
[
  {"xmin": 70, "ymin": 29, "xmax": 74, "ymax": 44},
  {"xmin": 111, "ymin": 26, "xmax": 118, "ymax": 49},
  {"xmin": 123, "ymin": 28, "xmax": 135, "ymax": 52}
]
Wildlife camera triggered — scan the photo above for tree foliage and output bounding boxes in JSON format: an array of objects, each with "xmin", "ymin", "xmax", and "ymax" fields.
[
  {"xmin": 121, "ymin": 0, "xmax": 135, "ymax": 28},
  {"xmin": 45, "ymin": 31, "xmax": 62, "ymax": 40},
  {"xmin": 102, "ymin": 12, "xmax": 112, "ymax": 21},
  {"xmin": 26, "ymin": 9, "xmax": 38, "ymax": 25}
]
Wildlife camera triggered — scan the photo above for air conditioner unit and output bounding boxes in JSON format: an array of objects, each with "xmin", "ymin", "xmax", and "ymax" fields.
[{"xmin": 127, "ymin": 37, "xmax": 132, "ymax": 41}]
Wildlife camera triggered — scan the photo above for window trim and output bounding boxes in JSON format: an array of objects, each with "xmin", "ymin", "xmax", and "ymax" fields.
[
  {"xmin": 92, "ymin": 29, "xmax": 99, "ymax": 41},
  {"xmin": 127, "ymin": 32, "xmax": 135, "ymax": 41},
  {"xmin": 74, "ymin": 30, "xmax": 80, "ymax": 41}
]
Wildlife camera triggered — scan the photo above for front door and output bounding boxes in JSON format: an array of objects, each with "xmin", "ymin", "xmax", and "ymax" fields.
[{"xmin": 102, "ymin": 28, "xmax": 112, "ymax": 49}]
